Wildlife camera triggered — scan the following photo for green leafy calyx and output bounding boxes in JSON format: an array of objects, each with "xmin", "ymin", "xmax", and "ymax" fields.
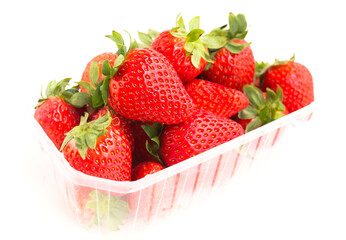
[
  {"xmin": 273, "ymin": 54, "xmax": 295, "ymax": 66},
  {"xmin": 36, "ymin": 78, "xmax": 77, "ymax": 108},
  {"xmin": 238, "ymin": 84, "xmax": 287, "ymax": 132},
  {"xmin": 85, "ymin": 190, "xmax": 130, "ymax": 231},
  {"xmin": 60, "ymin": 111, "xmax": 112, "ymax": 159},
  {"xmin": 204, "ymin": 12, "xmax": 249, "ymax": 55},
  {"xmin": 228, "ymin": 13, "xmax": 248, "ymax": 40},
  {"xmin": 141, "ymin": 122, "xmax": 165, "ymax": 167},
  {"xmin": 202, "ymin": 12, "xmax": 250, "ymax": 71},
  {"xmin": 106, "ymin": 30, "xmax": 139, "ymax": 57},
  {"xmin": 137, "ymin": 29, "xmax": 160, "ymax": 47},
  {"xmin": 169, "ymin": 14, "xmax": 214, "ymax": 68}
]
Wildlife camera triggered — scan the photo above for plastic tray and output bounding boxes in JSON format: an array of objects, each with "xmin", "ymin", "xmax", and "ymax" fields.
[{"xmin": 31, "ymin": 102, "xmax": 314, "ymax": 234}]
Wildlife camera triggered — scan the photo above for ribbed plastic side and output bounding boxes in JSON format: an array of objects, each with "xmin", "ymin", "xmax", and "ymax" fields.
[
  {"xmin": 31, "ymin": 103, "xmax": 315, "ymax": 235},
  {"xmin": 126, "ymin": 125, "xmax": 287, "ymax": 228},
  {"xmin": 55, "ymin": 124, "xmax": 291, "ymax": 234}
]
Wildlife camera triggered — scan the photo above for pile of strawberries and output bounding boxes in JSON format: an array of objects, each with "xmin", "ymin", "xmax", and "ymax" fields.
[{"xmin": 34, "ymin": 13, "xmax": 314, "ymax": 183}]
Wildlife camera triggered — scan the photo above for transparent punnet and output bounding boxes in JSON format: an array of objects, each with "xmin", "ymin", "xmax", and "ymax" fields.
[{"xmin": 31, "ymin": 102, "xmax": 314, "ymax": 235}]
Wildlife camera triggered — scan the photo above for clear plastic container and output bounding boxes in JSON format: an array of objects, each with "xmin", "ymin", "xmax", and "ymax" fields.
[{"xmin": 31, "ymin": 102, "xmax": 314, "ymax": 235}]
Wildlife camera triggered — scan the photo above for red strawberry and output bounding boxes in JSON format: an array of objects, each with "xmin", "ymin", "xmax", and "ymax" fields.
[
  {"xmin": 106, "ymin": 31, "xmax": 196, "ymax": 124},
  {"xmin": 261, "ymin": 55, "xmax": 314, "ymax": 112},
  {"xmin": 61, "ymin": 111, "xmax": 132, "ymax": 181},
  {"xmin": 159, "ymin": 111, "xmax": 244, "ymax": 167},
  {"xmin": 131, "ymin": 161, "xmax": 164, "ymax": 181},
  {"xmin": 201, "ymin": 13, "xmax": 255, "ymax": 91},
  {"xmin": 235, "ymin": 84, "xmax": 288, "ymax": 132},
  {"xmin": 184, "ymin": 79, "xmax": 249, "ymax": 118},
  {"xmin": 150, "ymin": 30, "xmax": 207, "ymax": 83},
  {"xmin": 80, "ymin": 52, "xmax": 117, "ymax": 92},
  {"xmin": 34, "ymin": 78, "xmax": 81, "ymax": 149},
  {"xmin": 140, "ymin": 15, "xmax": 214, "ymax": 83},
  {"xmin": 89, "ymin": 106, "xmax": 135, "ymax": 152}
]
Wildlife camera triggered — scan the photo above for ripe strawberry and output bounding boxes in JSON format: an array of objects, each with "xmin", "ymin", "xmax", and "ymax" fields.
[
  {"xmin": 261, "ymin": 55, "xmax": 314, "ymax": 112},
  {"xmin": 159, "ymin": 111, "xmax": 244, "ymax": 167},
  {"xmin": 184, "ymin": 79, "xmax": 249, "ymax": 118},
  {"xmin": 88, "ymin": 106, "xmax": 135, "ymax": 152},
  {"xmin": 131, "ymin": 161, "xmax": 164, "ymax": 181},
  {"xmin": 140, "ymin": 15, "xmax": 215, "ymax": 83},
  {"xmin": 106, "ymin": 31, "xmax": 196, "ymax": 124},
  {"xmin": 80, "ymin": 52, "xmax": 117, "ymax": 92},
  {"xmin": 235, "ymin": 84, "xmax": 288, "ymax": 132},
  {"xmin": 34, "ymin": 78, "xmax": 81, "ymax": 150},
  {"xmin": 61, "ymin": 111, "xmax": 132, "ymax": 181},
  {"xmin": 201, "ymin": 13, "xmax": 255, "ymax": 91}
]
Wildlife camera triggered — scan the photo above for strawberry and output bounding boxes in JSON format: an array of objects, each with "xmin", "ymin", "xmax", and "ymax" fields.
[
  {"xmin": 73, "ymin": 52, "xmax": 123, "ymax": 110},
  {"xmin": 61, "ymin": 111, "xmax": 132, "ymax": 181},
  {"xmin": 261, "ymin": 55, "xmax": 314, "ymax": 112},
  {"xmin": 131, "ymin": 161, "xmax": 164, "ymax": 181},
  {"xmin": 80, "ymin": 52, "xmax": 118, "ymax": 92},
  {"xmin": 152, "ymin": 29, "xmax": 207, "ymax": 83},
  {"xmin": 184, "ymin": 79, "xmax": 249, "ymax": 118},
  {"xmin": 235, "ymin": 84, "xmax": 288, "ymax": 132},
  {"xmin": 159, "ymin": 110, "xmax": 244, "ymax": 167},
  {"xmin": 105, "ymin": 31, "xmax": 196, "ymax": 124},
  {"xmin": 140, "ymin": 15, "xmax": 216, "ymax": 83},
  {"xmin": 200, "ymin": 13, "xmax": 255, "ymax": 91},
  {"xmin": 34, "ymin": 78, "xmax": 81, "ymax": 149},
  {"xmin": 88, "ymin": 106, "xmax": 135, "ymax": 152}
]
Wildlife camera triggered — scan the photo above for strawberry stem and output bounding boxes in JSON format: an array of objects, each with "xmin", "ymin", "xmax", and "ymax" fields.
[{"xmin": 239, "ymin": 84, "xmax": 287, "ymax": 132}]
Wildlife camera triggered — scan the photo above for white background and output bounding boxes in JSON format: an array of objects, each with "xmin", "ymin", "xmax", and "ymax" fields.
[{"xmin": 1, "ymin": 0, "xmax": 346, "ymax": 239}]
